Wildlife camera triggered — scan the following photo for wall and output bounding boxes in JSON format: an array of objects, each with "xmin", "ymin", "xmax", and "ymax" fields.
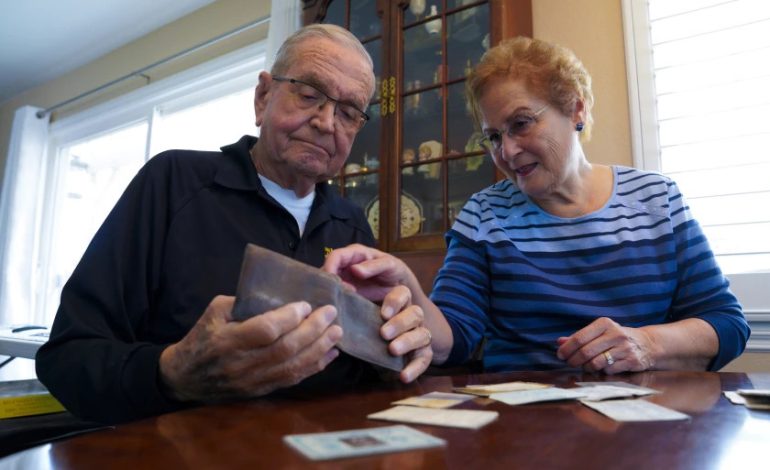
[
  {"xmin": 533, "ymin": 0, "xmax": 633, "ymax": 167},
  {"xmin": 0, "ymin": 0, "xmax": 271, "ymax": 191}
]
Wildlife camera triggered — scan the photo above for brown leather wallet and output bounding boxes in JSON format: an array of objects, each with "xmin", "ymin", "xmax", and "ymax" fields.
[{"xmin": 231, "ymin": 244, "xmax": 404, "ymax": 372}]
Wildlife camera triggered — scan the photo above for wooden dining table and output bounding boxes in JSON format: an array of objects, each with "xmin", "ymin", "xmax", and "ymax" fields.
[{"xmin": 2, "ymin": 369, "xmax": 769, "ymax": 469}]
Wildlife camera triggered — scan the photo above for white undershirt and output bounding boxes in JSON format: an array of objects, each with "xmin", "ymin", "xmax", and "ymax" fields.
[{"xmin": 258, "ymin": 174, "xmax": 315, "ymax": 236}]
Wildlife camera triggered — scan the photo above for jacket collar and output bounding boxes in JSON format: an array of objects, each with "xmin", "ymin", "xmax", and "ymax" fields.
[{"xmin": 213, "ymin": 135, "xmax": 350, "ymax": 220}]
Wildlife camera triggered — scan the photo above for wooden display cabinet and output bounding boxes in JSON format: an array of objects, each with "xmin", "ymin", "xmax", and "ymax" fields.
[{"xmin": 302, "ymin": 0, "xmax": 532, "ymax": 291}]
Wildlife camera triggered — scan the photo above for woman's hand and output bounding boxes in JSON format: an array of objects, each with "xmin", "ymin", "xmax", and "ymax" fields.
[
  {"xmin": 556, "ymin": 317, "xmax": 658, "ymax": 374},
  {"xmin": 556, "ymin": 317, "xmax": 718, "ymax": 373}
]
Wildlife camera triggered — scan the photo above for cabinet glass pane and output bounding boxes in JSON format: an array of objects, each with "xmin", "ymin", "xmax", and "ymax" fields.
[
  {"xmin": 448, "ymin": 156, "xmax": 495, "ymax": 225},
  {"xmin": 404, "ymin": 0, "xmax": 443, "ymax": 24},
  {"xmin": 349, "ymin": 103, "xmax": 381, "ymax": 169},
  {"xmin": 325, "ymin": 178, "xmax": 341, "ymax": 193},
  {"xmin": 447, "ymin": 0, "xmax": 482, "ymax": 9},
  {"xmin": 363, "ymin": 39, "xmax": 383, "ymax": 102},
  {"xmin": 322, "ymin": 0, "xmax": 345, "ymax": 26},
  {"xmin": 447, "ymin": 81, "xmax": 479, "ymax": 156},
  {"xmin": 351, "ymin": 0, "xmax": 380, "ymax": 38},
  {"xmin": 447, "ymin": 3, "xmax": 490, "ymax": 81},
  {"xmin": 345, "ymin": 173, "xmax": 379, "ymax": 237},
  {"xmin": 402, "ymin": 163, "xmax": 443, "ymax": 236},
  {"xmin": 402, "ymin": 88, "xmax": 442, "ymax": 163},
  {"xmin": 403, "ymin": 23, "xmax": 443, "ymax": 86}
]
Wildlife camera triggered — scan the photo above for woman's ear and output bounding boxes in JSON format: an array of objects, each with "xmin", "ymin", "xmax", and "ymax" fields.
[
  {"xmin": 572, "ymin": 99, "xmax": 585, "ymax": 128},
  {"xmin": 253, "ymin": 71, "xmax": 272, "ymax": 127}
]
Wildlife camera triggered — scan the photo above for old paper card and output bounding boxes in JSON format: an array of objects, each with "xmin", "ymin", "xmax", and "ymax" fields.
[
  {"xmin": 575, "ymin": 381, "xmax": 660, "ymax": 395},
  {"xmin": 392, "ymin": 392, "xmax": 475, "ymax": 409},
  {"xmin": 453, "ymin": 381, "xmax": 551, "ymax": 397},
  {"xmin": 284, "ymin": 425, "xmax": 445, "ymax": 461},
  {"xmin": 580, "ymin": 398, "xmax": 689, "ymax": 422},
  {"xmin": 724, "ymin": 390, "xmax": 770, "ymax": 410},
  {"xmin": 368, "ymin": 406, "xmax": 498, "ymax": 429},
  {"xmin": 577, "ymin": 384, "xmax": 658, "ymax": 402},
  {"xmin": 490, "ymin": 387, "xmax": 588, "ymax": 406}
]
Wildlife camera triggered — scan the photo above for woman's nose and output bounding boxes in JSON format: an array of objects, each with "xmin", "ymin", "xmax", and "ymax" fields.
[{"xmin": 500, "ymin": 133, "xmax": 523, "ymax": 159}]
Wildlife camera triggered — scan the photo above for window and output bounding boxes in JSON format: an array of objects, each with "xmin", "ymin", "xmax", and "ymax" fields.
[
  {"xmin": 32, "ymin": 42, "xmax": 265, "ymax": 325},
  {"xmin": 623, "ymin": 0, "xmax": 770, "ymax": 351}
]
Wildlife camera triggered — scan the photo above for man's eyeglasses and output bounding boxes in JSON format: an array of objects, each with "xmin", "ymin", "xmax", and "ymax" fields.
[
  {"xmin": 479, "ymin": 105, "xmax": 548, "ymax": 154},
  {"xmin": 272, "ymin": 76, "xmax": 370, "ymax": 132}
]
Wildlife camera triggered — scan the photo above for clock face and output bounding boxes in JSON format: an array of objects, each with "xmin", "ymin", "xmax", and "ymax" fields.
[
  {"xmin": 365, "ymin": 193, "xmax": 423, "ymax": 238},
  {"xmin": 399, "ymin": 194, "xmax": 422, "ymax": 237}
]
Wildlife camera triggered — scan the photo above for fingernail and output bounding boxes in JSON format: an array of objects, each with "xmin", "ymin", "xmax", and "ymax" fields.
[
  {"xmin": 297, "ymin": 302, "xmax": 312, "ymax": 316},
  {"xmin": 382, "ymin": 306, "xmax": 394, "ymax": 319},
  {"xmin": 382, "ymin": 325, "xmax": 395, "ymax": 340},
  {"xmin": 325, "ymin": 306, "xmax": 338, "ymax": 322},
  {"xmin": 329, "ymin": 325, "xmax": 343, "ymax": 342}
]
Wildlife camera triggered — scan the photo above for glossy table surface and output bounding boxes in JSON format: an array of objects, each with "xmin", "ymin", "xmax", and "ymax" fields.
[{"xmin": 3, "ymin": 370, "xmax": 769, "ymax": 469}]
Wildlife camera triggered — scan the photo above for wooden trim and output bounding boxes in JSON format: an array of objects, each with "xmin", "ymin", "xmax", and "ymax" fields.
[
  {"xmin": 393, "ymin": 249, "xmax": 446, "ymax": 294},
  {"xmin": 490, "ymin": 0, "xmax": 533, "ymax": 44}
]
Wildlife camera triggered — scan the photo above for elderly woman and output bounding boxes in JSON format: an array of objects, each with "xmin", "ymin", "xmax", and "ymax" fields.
[{"xmin": 324, "ymin": 36, "xmax": 749, "ymax": 374}]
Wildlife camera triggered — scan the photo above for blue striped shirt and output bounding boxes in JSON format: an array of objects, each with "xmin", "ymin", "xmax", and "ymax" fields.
[{"xmin": 431, "ymin": 166, "xmax": 749, "ymax": 371}]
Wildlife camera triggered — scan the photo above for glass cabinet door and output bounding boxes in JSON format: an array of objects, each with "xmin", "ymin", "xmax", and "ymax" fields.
[
  {"xmin": 303, "ymin": 0, "xmax": 532, "ymax": 251},
  {"xmin": 312, "ymin": 0, "xmax": 386, "ymax": 240},
  {"xmin": 397, "ymin": 1, "xmax": 495, "ymax": 247}
]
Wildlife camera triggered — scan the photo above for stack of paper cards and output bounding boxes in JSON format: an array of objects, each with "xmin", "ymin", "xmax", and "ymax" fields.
[
  {"xmin": 453, "ymin": 381, "xmax": 551, "ymax": 397},
  {"xmin": 580, "ymin": 399, "xmax": 689, "ymax": 422},
  {"xmin": 724, "ymin": 389, "xmax": 770, "ymax": 410},
  {"xmin": 576, "ymin": 381, "xmax": 660, "ymax": 394},
  {"xmin": 368, "ymin": 406, "xmax": 498, "ymax": 429},
  {"xmin": 392, "ymin": 392, "xmax": 474, "ymax": 409},
  {"xmin": 490, "ymin": 387, "xmax": 588, "ymax": 406},
  {"xmin": 284, "ymin": 425, "xmax": 445, "ymax": 461},
  {"xmin": 575, "ymin": 383, "xmax": 659, "ymax": 402}
]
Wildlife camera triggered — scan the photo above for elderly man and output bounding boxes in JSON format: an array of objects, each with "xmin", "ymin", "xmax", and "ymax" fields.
[{"xmin": 36, "ymin": 24, "xmax": 432, "ymax": 424}]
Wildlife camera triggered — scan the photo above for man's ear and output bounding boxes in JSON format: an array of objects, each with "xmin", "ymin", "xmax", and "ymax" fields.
[{"xmin": 253, "ymin": 71, "xmax": 272, "ymax": 127}]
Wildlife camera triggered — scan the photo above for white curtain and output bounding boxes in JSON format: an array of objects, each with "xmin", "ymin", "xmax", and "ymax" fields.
[
  {"xmin": 0, "ymin": 106, "xmax": 50, "ymax": 326},
  {"xmin": 265, "ymin": 0, "xmax": 301, "ymax": 72}
]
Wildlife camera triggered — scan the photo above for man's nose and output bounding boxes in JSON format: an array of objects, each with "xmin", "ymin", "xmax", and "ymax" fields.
[{"xmin": 311, "ymin": 100, "xmax": 336, "ymax": 133}]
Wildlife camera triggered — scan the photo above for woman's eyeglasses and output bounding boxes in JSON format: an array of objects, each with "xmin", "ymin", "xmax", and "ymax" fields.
[{"xmin": 479, "ymin": 105, "xmax": 548, "ymax": 154}]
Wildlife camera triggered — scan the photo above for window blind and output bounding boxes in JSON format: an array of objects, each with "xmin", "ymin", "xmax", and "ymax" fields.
[{"xmin": 646, "ymin": 0, "xmax": 770, "ymax": 275}]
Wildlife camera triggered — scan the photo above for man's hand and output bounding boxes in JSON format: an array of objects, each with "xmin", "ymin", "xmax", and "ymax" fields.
[{"xmin": 159, "ymin": 295, "xmax": 342, "ymax": 403}]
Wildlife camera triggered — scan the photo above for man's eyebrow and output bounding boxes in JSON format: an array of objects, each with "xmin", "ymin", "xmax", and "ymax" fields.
[{"xmin": 299, "ymin": 74, "xmax": 366, "ymax": 108}]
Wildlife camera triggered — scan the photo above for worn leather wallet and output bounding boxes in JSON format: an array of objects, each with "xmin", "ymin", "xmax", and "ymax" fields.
[{"xmin": 231, "ymin": 244, "xmax": 404, "ymax": 372}]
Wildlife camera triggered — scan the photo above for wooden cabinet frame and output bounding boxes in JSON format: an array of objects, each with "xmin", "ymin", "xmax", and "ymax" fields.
[{"xmin": 302, "ymin": 0, "xmax": 532, "ymax": 291}]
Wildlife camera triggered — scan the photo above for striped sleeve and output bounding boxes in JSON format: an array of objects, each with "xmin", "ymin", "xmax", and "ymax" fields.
[
  {"xmin": 431, "ymin": 192, "xmax": 492, "ymax": 366},
  {"xmin": 665, "ymin": 180, "xmax": 750, "ymax": 370}
]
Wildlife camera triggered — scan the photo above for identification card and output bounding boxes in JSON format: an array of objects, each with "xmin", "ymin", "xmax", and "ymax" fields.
[{"xmin": 283, "ymin": 425, "xmax": 445, "ymax": 461}]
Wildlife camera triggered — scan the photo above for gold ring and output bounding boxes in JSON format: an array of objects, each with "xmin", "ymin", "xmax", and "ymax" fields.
[{"xmin": 604, "ymin": 351, "xmax": 615, "ymax": 366}]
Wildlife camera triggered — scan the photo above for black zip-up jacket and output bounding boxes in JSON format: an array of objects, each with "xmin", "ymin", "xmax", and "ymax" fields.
[{"xmin": 36, "ymin": 136, "xmax": 378, "ymax": 424}]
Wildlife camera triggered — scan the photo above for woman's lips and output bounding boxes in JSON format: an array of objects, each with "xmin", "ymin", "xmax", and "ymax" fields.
[{"xmin": 515, "ymin": 163, "xmax": 537, "ymax": 177}]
